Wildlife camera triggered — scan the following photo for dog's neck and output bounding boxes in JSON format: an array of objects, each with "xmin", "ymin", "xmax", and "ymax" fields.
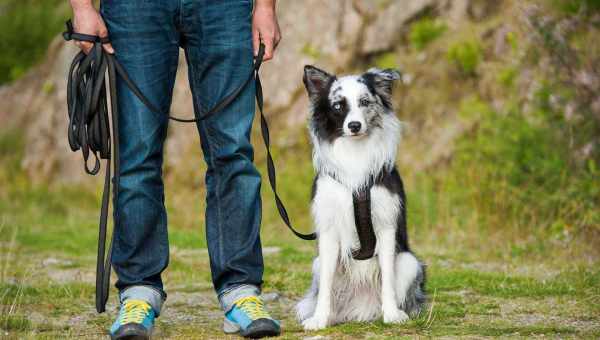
[{"xmin": 311, "ymin": 114, "xmax": 402, "ymax": 192}]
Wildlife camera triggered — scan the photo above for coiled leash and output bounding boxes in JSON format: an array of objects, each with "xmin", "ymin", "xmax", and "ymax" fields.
[{"xmin": 63, "ymin": 20, "xmax": 316, "ymax": 314}]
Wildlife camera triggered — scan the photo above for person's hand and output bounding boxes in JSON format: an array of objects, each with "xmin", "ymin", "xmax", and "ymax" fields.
[
  {"xmin": 70, "ymin": 0, "xmax": 114, "ymax": 54},
  {"xmin": 252, "ymin": 0, "xmax": 281, "ymax": 61}
]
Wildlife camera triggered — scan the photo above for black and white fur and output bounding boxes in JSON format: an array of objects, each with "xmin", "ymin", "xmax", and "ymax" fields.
[{"xmin": 296, "ymin": 66, "xmax": 426, "ymax": 330}]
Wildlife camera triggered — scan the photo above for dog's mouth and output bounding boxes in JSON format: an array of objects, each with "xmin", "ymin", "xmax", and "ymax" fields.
[{"xmin": 345, "ymin": 131, "xmax": 368, "ymax": 138}]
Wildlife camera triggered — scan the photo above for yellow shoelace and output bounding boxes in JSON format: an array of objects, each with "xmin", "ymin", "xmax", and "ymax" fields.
[
  {"xmin": 119, "ymin": 299, "xmax": 152, "ymax": 324},
  {"xmin": 234, "ymin": 296, "xmax": 270, "ymax": 320}
]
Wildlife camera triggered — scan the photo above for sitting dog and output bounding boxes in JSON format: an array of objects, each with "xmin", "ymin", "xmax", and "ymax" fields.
[{"xmin": 296, "ymin": 66, "xmax": 426, "ymax": 330}]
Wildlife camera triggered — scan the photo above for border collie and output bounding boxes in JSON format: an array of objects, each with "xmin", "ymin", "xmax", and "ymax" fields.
[{"xmin": 295, "ymin": 66, "xmax": 426, "ymax": 330}]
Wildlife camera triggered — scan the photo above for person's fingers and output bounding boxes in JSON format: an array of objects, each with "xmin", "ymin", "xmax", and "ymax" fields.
[
  {"xmin": 102, "ymin": 43, "xmax": 115, "ymax": 54},
  {"xmin": 79, "ymin": 41, "xmax": 93, "ymax": 55},
  {"xmin": 263, "ymin": 36, "xmax": 274, "ymax": 61},
  {"xmin": 252, "ymin": 28, "xmax": 260, "ymax": 57},
  {"xmin": 274, "ymin": 32, "xmax": 282, "ymax": 49}
]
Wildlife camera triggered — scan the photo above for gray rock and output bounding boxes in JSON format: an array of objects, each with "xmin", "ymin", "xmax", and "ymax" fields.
[{"xmin": 362, "ymin": 0, "xmax": 436, "ymax": 53}]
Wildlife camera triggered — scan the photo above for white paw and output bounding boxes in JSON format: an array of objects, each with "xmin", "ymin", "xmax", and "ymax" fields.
[
  {"xmin": 302, "ymin": 315, "xmax": 329, "ymax": 330},
  {"xmin": 383, "ymin": 308, "xmax": 409, "ymax": 324}
]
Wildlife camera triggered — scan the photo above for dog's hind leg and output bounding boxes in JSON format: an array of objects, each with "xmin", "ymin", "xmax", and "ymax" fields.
[
  {"xmin": 378, "ymin": 228, "xmax": 409, "ymax": 324},
  {"xmin": 295, "ymin": 257, "xmax": 319, "ymax": 321},
  {"xmin": 395, "ymin": 252, "xmax": 426, "ymax": 317},
  {"xmin": 302, "ymin": 230, "xmax": 339, "ymax": 330}
]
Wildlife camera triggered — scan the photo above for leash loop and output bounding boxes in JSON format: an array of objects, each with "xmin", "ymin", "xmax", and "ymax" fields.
[{"xmin": 63, "ymin": 21, "xmax": 315, "ymax": 313}]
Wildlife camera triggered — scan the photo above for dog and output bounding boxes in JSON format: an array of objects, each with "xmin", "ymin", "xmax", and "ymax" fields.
[{"xmin": 295, "ymin": 65, "xmax": 426, "ymax": 330}]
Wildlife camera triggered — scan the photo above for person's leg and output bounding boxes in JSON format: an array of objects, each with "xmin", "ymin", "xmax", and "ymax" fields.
[
  {"xmin": 101, "ymin": 0, "xmax": 180, "ymax": 318},
  {"xmin": 180, "ymin": 0, "xmax": 264, "ymax": 311}
]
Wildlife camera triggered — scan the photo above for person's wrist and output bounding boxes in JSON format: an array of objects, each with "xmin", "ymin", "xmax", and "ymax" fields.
[
  {"xmin": 254, "ymin": 0, "xmax": 276, "ymax": 10},
  {"xmin": 70, "ymin": 0, "xmax": 94, "ymax": 11}
]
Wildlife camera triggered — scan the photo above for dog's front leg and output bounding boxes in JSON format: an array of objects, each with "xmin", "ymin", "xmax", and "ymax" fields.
[
  {"xmin": 379, "ymin": 228, "xmax": 409, "ymax": 324},
  {"xmin": 302, "ymin": 230, "xmax": 338, "ymax": 330}
]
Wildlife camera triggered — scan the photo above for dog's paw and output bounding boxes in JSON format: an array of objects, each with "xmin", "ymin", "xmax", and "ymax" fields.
[
  {"xmin": 302, "ymin": 315, "xmax": 328, "ymax": 330},
  {"xmin": 383, "ymin": 308, "xmax": 409, "ymax": 324}
]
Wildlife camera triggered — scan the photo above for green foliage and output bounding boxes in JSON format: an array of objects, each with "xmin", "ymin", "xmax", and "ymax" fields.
[
  {"xmin": 300, "ymin": 43, "xmax": 321, "ymax": 59},
  {"xmin": 450, "ymin": 94, "xmax": 600, "ymax": 233},
  {"xmin": 447, "ymin": 40, "xmax": 482, "ymax": 76},
  {"xmin": 0, "ymin": 0, "xmax": 70, "ymax": 84},
  {"xmin": 551, "ymin": 0, "xmax": 600, "ymax": 14},
  {"xmin": 409, "ymin": 18, "xmax": 447, "ymax": 51},
  {"xmin": 374, "ymin": 52, "xmax": 398, "ymax": 69},
  {"xmin": 497, "ymin": 66, "xmax": 518, "ymax": 87},
  {"xmin": 1, "ymin": 315, "xmax": 31, "ymax": 331},
  {"xmin": 0, "ymin": 129, "xmax": 25, "ymax": 185}
]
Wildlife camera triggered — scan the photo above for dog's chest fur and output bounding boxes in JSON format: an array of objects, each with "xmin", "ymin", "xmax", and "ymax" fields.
[{"xmin": 311, "ymin": 176, "xmax": 401, "ymax": 279}]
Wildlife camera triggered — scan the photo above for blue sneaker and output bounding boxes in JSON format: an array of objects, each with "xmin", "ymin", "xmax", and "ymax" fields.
[
  {"xmin": 224, "ymin": 296, "xmax": 281, "ymax": 338},
  {"xmin": 110, "ymin": 299, "xmax": 155, "ymax": 340}
]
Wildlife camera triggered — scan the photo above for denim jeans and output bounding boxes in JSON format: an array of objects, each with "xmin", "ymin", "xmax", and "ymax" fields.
[{"xmin": 101, "ymin": 0, "xmax": 263, "ymax": 314}]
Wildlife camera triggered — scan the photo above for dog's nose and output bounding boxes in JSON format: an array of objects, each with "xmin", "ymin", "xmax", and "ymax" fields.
[{"xmin": 348, "ymin": 121, "xmax": 362, "ymax": 133}]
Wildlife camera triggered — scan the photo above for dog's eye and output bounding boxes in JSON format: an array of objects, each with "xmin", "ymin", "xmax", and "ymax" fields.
[
  {"xmin": 360, "ymin": 98, "xmax": 371, "ymax": 106},
  {"xmin": 333, "ymin": 103, "xmax": 342, "ymax": 111}
]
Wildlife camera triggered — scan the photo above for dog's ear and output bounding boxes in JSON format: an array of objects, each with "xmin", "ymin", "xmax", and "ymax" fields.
[
  {"xmin": 362, "ymin": 68, "xmax": 402, "ymax": 108},
  {"xmin": 303, "ymin": 65, "xmax": 334, "ymax": 100}
]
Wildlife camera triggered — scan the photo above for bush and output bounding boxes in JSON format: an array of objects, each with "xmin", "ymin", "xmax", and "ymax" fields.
[
  {"xmin": 451, "ymin": 95, "xmax": 600, "ymax": 233},
  {"xmin": 0, "ymin": 0, "xmax": 69, "ymax": 84},
  {"xmin": 409, "ymin": 18, "xmax": 447, "ymax": 51},
  {"xmin": 551, "ymin": 0, "xmax": 600, "ymax": 14},
  {"xmin": 447, "ymin": 40, "xmax": 482, "ymax": 76}
]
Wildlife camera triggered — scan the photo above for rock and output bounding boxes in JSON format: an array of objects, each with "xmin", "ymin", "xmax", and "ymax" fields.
[
  {"xmin": 260, "ymin": 292, "xmax": 280, "ymax": 302},
  {"xmin": 262, "ymin": 246, "xmax": 281, "ymax": 255},
  {"xmin": 41, "ymin": 257, "xmax": 74, "ymax": 267},
  {"xmin": 447, "ymin": 0, "xmax": 471, "ymax": 27},
  {"xmin": 361, "ymin": 0, "xmax": 436, "ymax": 54},
  {"xmin": 468, "ymin": 0, "xmax": 502, "ymax": 21},
  {"xmin": 260, "ymin": 0, "xmax": 363, "ymax": 111}
]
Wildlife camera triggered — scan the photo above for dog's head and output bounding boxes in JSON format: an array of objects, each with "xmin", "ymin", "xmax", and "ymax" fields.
[{"xmin": 303, "ymin": 65, "xmax": 401, "ymax": 142}]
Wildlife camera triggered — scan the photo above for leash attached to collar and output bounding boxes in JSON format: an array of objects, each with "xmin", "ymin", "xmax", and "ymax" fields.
[{"xmin": 63, "ymin": 20, "xmax": 316, "ymax": 313}]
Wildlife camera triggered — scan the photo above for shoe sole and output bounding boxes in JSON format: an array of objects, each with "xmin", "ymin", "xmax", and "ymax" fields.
[
  {"xmin": 224, "ymin": 317, "xmax": 280, "ymax": 339},
  {"xmin": 111, "ymin": 324, "xmax": 151, "ymax": 340},
  {"xmin": 113, "ymin": 336, "xmax": 148, "ymax": 340},
  {"xmin": 240, "ymin": 328, "xmax": 281, "ymax": 339}
]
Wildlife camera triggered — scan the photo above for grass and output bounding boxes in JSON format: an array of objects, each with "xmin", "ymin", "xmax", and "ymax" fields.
[{"xmin": 1, "ymin": 125, "xmax": 599, "ymax": 338}]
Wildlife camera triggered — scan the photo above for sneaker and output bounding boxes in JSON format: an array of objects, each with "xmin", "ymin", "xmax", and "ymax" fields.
[
  {"xmin": 110, "ymin": 299, "xmax": 155, "ymax": 340},
  {"xmin": 223, "ymin": 296, "xmax": 281, "ymax": 338}
]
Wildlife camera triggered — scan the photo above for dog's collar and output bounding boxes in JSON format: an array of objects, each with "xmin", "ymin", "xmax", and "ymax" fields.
[{"xmin": 323, "ymin": 169, "xmax": 390, "ymax": 192}]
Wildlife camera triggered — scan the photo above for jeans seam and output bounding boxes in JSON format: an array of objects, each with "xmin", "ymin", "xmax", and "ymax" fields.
[
  {"xmin": 204, "ymin": 123, "xmax": 226, "ymax": 271},
  {"xmin": 187, "ymin": 47, "xmax": 225, "ymax": 272}
]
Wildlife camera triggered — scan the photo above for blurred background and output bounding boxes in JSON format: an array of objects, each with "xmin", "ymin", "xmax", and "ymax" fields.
[{"xmin": 0, "ymin": 0, "xmax": 599, "ymax": 338}]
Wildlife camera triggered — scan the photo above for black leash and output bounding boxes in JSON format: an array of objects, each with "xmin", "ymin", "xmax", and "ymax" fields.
[{"xmin": 63, "ymin": 20, "xmax": 316, "ymax": 313}]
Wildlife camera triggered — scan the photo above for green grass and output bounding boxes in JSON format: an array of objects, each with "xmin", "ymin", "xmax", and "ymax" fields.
[{"xmin": 1, "ymin": 126, "xmax": 599, "ymax": 338}]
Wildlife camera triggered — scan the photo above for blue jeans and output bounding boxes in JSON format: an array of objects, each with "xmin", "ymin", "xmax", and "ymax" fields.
[{"xmin": 101, "ymin": 0, "xmax": 263, "ymax": 314}]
